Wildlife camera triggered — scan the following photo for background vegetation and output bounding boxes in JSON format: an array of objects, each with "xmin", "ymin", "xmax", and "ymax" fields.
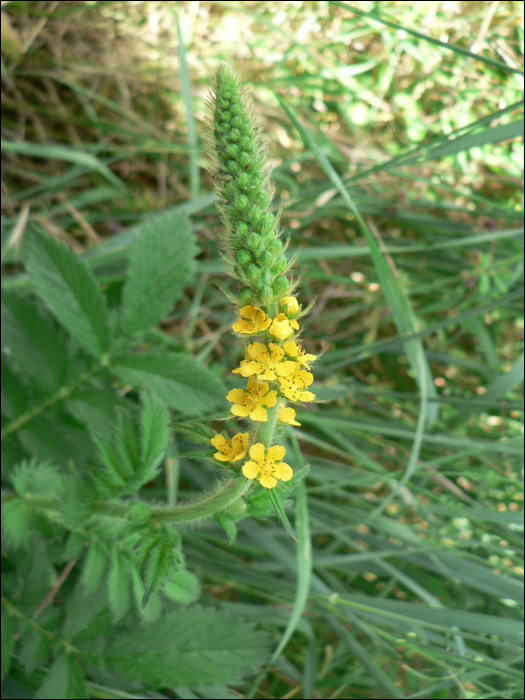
[{"xmin": 1, "ymin": 1, "xmax": 523, "ymax": 698}]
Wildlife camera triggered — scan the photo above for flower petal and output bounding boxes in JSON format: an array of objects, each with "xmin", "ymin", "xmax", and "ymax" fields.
[
  {"xmin": 249, "ymin": 443, "xmax": 266, "ymax": 462},
  {"xmin": 268, "ymin": 445, "xmax": 286, "ymax": 461},
  {"xmin": 259, "ymin": 472, "xmax": 277, "ymax": 489},
  {"xmin": 268, "ymin": 343, "xmax": 284, "ymax": 360},
  {"xmin": 300, "ymin": 391, "xmax": 316, "ymax": 402},
  {"xmin": 237, "ymin": 361, "xmax": 259, "ymax": 377},
  {"xmin": 250, "ymin": 403, "xmax": 268, "ymax": 422},
  {"xmin": 248, "ymin": 342, "xmax": 267, "ymax": 358},
  {"xmin": 274, "ymin": 461, "xmax": 293, "ymax": 482},
  {"xmin": 226, "ymin": 388, "xmax": 247, "ymax": 404},
  {"xmin": 214, "ymin": 452, "xmax": 232, "ymax": 462},
  {"xmin": 283, "ymin": 341, "xmax": 298, "ymax": 357},
  {"xmin": 242, "ymin": 461, "xmax": 260, "ymax": 479},
  {"xmin": 239, "ymin": 305, "xmax": 257, "ymax": 318},
  {"xmin": 260, "ymin": 390, "xmax": 277, "ymax": 408},
  {"xmin": 210, "ymin": 435, "xmax": 227, "ymax": 449},
  {"xmin": 277, "ymin": 361, "xmax": 299, "ymax": 377},
  {"xmin": 278, "ymin": 406, "xmax": 300, "ymax": 425},
  {"xmin": 281, "ymin": 296, "xmax": 300, "ymax": 315},
  {"xmin": 231, "ymin": 404, "xmax": 252, "ymax": 417}
]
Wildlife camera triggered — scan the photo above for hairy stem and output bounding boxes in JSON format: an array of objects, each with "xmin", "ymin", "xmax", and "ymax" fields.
[{"xmin": 2, "ymin": 478, "xmax": 251, "ymax": 525}]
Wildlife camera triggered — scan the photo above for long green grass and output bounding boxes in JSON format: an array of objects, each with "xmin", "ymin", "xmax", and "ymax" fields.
[{"xmin": 1, "ymin": 1, "xmax": 523, "ymax": 698}]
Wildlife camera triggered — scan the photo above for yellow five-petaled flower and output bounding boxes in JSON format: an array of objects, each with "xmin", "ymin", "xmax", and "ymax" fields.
[
  {"xmin": 283, "ymin": 341, "xmax": 316, "ymax": 369},
  {"xmin": 242, "ymin": 443, "xmax": 293, "ymax": 489},
  {"xmin": 233, "ymin": 342, "xmax": 297, "ymax": 381},
  {"xmin": 210, "ymin": 432, "xmax": 249, "ymax": 462},
  {"xmin": 226, "ymin": 376, "xmax": 277, "ymax": 422},
  {"xmin": 279, "ymin": 367, "xmax": 315, "ymax": 403},
  {"xmin": 268, "ymin": 313, "xmax": 299, "ymax": 341},
  {"xmin": 232, "ymin": 306, "xmax": 272, "ymax": 335}
]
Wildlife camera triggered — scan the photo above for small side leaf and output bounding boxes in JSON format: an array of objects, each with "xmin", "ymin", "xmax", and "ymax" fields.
[
  {"xmin": 120, "ymin": 210, "xmax": 196, "ymax": 338},
  {"xmin": 140, "ymin": 388, "xmax": 169, "ymax": 475},
  {"xmin": 35, "ymin": 650, "xmax": 89, "ymax": 700},
  {"xmin": 266, "ymin": 488, "xmax": 296, "ymax": 541},
  {"xmin": 81, "ymin": 542, "xmax": 108, "ymax": 595},
  {"xmin": 170, "ymin": 421, "xmax": 218, "ymax": 445},
  {"xmin": 136, "ymin": 527, "xmax": 182, "ymax": 610},
  {"xmin": 108, "ymin": 551, "xmax": 132, "ymax": 622},
  {"xmin": 26, "ymin": 232, "xmax": 110, "ymax": 359},
  {"xmin": 1, "ymin": 606, "xmax": 15, "ymax": 683}
]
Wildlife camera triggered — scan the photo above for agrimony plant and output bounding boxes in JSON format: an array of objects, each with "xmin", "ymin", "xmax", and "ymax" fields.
[{"xmin": 197, "ymin": 64, "xmax": 319, "ymax": 533}]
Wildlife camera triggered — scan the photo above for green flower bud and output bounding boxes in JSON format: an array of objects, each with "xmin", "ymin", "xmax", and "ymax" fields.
[
  {"xmin": 266, "ymin": 239, "xmax": 283, "ymax": 256},
  {"xmin": 259, "ymin": 250, "xmax": 272, "ymax": 268},
  {"xmin": 229, "ymin": 128, "xmax": 240, "ymax": 142},
  {"xmin": 245, "ymin": 264, "xmax": 262, "ymax": 283},
  {"xmin": 271, "ymin": 256, "xmax": 288, "ymax": 275},
  {"xmin": 235, "ymin": 194, "xmax": 249, "ymax": 211},
  {"xmin": 226, "ymin": 143, "xmax": 240, "ymax": 157},
  {"xmin": 272, "ymin": 275, "xmax": 288, "ymax": 296},
  {"xmin": 247, "ymin": 232, "xmax": 262, "ymax": 252},
  {"xmin": 236, "ymin": 249, "xmax": 252, "ymax": 268},
  {"xmin": 239, "ymin": 286, "xmax": 253, "ymax": 304},
  {"xmin": 260, "ymin": 285, "xmax": 273, "ymax": 304}
]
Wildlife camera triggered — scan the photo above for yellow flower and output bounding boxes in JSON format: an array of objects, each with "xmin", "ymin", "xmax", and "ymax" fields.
[
  {"xmin": 268, "ymin": 313, "xmax": 298, "ymax": 340},
  {"xmin": 278, "ymin": 405, "xmax": 301, "ymax": 426},
  {"xmin": 233, "ymin": 342, "xmax": 297, "ymax": 381},
  {"xmin": 210, "ymin": 433, "xmax": 249, "ymax": 462},
  {"xmin": 280, "ymin": 296, "xmax": 300, "ymax": 315},
  {"xmin": 283, "ymin": 341, "xmax": 317, "ymax": 369},
  {"xmin": 242, "ymin": 443, "xmax": 293, "ymax": 489},
  {"xmin": 279, "ymin": 367, "xmax": 315, "ymax": 403},
  {"xmin": 226, "ymin": 376, "xmax": 277, "ymax": 422},
  {"xmin": 232, "ymin": 306, "xmax": 272, "ymax": 335}
]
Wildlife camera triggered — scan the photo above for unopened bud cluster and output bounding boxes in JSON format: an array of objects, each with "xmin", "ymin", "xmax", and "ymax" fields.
[
  {"xmin": 204, "ymin": 64, "xmax": 318, "ymax": 491},
  {"xmin": 204, "ymin": 64, "xmax": 296, "ymax": 308}
]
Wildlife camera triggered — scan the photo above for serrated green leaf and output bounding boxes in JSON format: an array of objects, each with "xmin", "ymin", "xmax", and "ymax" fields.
[
  {"xmin": 107, "ymin": 551, "xmax": 131, "ymax": 622},
  {"xmin": 105, "ymin": 606, "xmax": 270, "ymax": 688},
  {"xmin": 18, "ymin": 627, "xmax": 51, "ymax": 676},
  {"xmin": 26, "ymin": 232, "xmax": 110, "ymax": 359},
  {"xmin": 10, "ymin": 459, "xmax": 62, "ymax": 498},
  {"xmin": 140, "ymin": 532, "xmax": 180, "ymax": 610},
  {"xmin": 1, "ymin": 500, "xmax": 33, "ymax": 549},
  {"xmin": 114, "ymin": 408, "xmax": 140, "ymax": 476},
  {"xmin": 112, "ymin": 352, "xmax": 227, "ymax": 416},
  {"xmin": 1, "ymin": 351, "xmax": 32, "ymax": 420},
  {"xmin": 214, "ymin": 511, "xmax": 238, "ymax": 545},
  {"xmin": 35, "ymin": 650, "xmax": 89, "ymax": 700},
  {"xmin": 1, "ymin": 606, "xmax": 15, "ymax": 683},
  {"xmin": 17, "ymin": 412, "xmax": 95, "ymax": 467},
  {"xmin": 120, "ymin": 210, "xmax": 196, "ymax": 338},
  {"xmin": 140, "ymin": 388, "xmax": 169, "ymax": 473},
  {"xmin": 1, "ymin": 291, "xmax": 68, "ymax": 393},
  {"xmin": 81, "ymin": 542, "xmax": 107, "ymax": 595}
]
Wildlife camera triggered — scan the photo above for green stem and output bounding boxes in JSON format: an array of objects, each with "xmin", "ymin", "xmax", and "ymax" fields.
[
  {"xmin": 1, "ymin": 366, "xmax": 100, "ymax": 440},
  {"xmin": 257, "ymin": 402, "xmax": 280, "ymax": 449},
  {"xmin": 2, "ymin": 478, "xmax": 251, "ymax": 525}
]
